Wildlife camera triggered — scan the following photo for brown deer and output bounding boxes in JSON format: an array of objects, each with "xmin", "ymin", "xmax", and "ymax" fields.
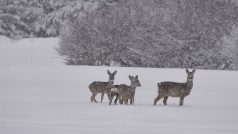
[
  {"xmin": 89, "ymin": 70, "xmax": 117, "ymax": 103},
  {"xmin": 154, "ymin": 69, "xmax": 195, "ymax": 106},
  {"xmin": 109, "ymin": 75, "xmax": 141, "ymax": 105}
]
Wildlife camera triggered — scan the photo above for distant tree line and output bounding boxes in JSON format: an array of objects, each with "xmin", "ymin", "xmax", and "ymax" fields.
[
  {"xmin": 0, "ymin": 0, "xmax": 95, "ymax": 39},
  {"xmin": 58, "ymin": 0, "xmax": 238, "ymax": 70},
  {"xmin": 1, "ymin": 0, "xmax": 238, "ymax": 70}
]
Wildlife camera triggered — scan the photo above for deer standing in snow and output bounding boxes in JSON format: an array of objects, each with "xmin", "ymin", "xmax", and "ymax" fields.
[
  {"xmin": 109, "ymin": 75, "xmax": 141, "ymax": 105},
  {"xmin": 154, "ymin": 69, "xmax": 195, "ymax": 106},
  {"xmin": 89, "ymin": 70, "xmax": 117, "ymax": 103}
]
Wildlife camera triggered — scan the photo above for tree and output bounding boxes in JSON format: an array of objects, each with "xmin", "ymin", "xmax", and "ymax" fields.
[{"xmin": 58, "ymin": 0, "xmax": 238, "ymax": 69}]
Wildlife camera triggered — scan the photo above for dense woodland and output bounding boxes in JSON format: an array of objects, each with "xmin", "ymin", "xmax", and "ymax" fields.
[{"xmin": 1, "ymin": 0, "xmax": 238, "ymax": 70}]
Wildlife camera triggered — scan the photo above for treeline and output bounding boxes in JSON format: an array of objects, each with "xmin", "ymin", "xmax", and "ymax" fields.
[
  {"xmin": 0, "ymin": 0, "xmax": 98, "ymax": 39},
  {"xmin": 58, "ymin": 0, "xmax": 238, "ymax": 70}
]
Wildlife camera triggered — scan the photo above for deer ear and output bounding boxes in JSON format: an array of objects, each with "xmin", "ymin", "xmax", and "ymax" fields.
[
  {"xmin": 135, "ymin": 75, "xmax": 138, "ymax": 79},
  {"xmin": 113, "ymin": 70, "xmax": 117, "ymax": 75},
  {"xmin": 192, "ymin": 69, "xmax": 196, "ymax": 74},
  {"xmin": 107, "ymin": 70, "xmax": 111, "ymax": 75},
  {"xmin": 129, "ymin": 75, "xmax": 132, "ymax": 80},
  {"xmin": 186, "ymin": 68, "xmax": 189, "ymax": 74}
]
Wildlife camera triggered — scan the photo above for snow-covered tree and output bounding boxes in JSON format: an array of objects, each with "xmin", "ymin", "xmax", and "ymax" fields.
[{"xmin": 58, "ymin": 0, "xmax": 238, "ymax": 70}]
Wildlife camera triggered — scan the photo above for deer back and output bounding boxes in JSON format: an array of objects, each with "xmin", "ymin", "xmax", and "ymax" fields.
[
  {"xmin": 158, "ymin": 82, "xmax": 191, "ymax": 97},
  {"xmin": 110, "ymin": 84, "xmax": 129, "ymax": 94},
  {"xmin": 89, "ymin": 81, "xmax": 111, "ymax": 93}
]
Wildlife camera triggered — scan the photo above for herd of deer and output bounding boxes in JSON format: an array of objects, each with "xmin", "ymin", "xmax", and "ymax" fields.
[{"xmin": 89, "ymin": 69, "xmax": 196, "ymax": 106}]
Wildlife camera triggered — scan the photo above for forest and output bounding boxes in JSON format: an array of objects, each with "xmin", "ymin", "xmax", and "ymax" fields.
[{"xmin": 1, "ymin": 0, "xmax": 238, "ymax": 70}]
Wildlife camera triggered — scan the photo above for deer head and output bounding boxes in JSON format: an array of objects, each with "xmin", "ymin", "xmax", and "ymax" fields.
[
  {"xmin": 107, "ymin": 70, "xmax": 117, "ymax": 82},
  {"xmin": 129, "ymin": 75, "xmax": 141, "ymax": 88},
  {"xmin": 186, "ymin": 68, "xmax": 196, "ymax": 82}
]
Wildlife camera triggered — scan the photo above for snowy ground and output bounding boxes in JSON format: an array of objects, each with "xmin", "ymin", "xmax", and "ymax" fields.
[{"xmin": 0, "ymin": 36, "xmax": 238, "ymax": 134}]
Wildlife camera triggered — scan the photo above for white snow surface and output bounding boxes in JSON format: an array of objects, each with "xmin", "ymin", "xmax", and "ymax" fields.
[{"xmin": 0, "ymin": 36, "xmax": 238, "ymax": 134}]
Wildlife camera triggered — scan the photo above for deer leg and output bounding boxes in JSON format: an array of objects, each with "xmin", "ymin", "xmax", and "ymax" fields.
[
  {"xmin": 163, "ymin": 96, "xmax": 168, "ymax": 105},
  {"xmin": 101, "ymin": 93, "xmax": 105, "ymax": 103},
  {"xmin": 109, "ymin": 95, "xmax": 114, "ymax": 105},
  {"xmin": 106, "ymin": 92, "xmax": 111, "ymax": 102},
  {"xmin": 124, "ymin": 100, "xmax": 128, "ymax": 105},
  {"xmin": 109, "ymin": 92, "xmax": 114, "ymax": 105},
  {"xmin": 114, "ymin": 94, "xmax": 119, "ymax": 105},
  {"xmin": 114, "ymin": 97, "xmax": 118, "ymax": 105},
  {"xmin": 113, "ymin": 97, "xmax": 118, "ymax": 105},
  {"xmin": 132, "ymin": 92, "xmax": 135, "ymax": 104},
  {"xmin": 91, "ymin": 93, "xmax": 98, "ymax": 103},
  {"xmin": 93, "ymin": 94, "xmax": 98, "ymax": 103},
  {"xmin": 119, "ymin": 99, "xmax": 123, "ymax": 104},
  {"xmin": 130, "ymin": 98, "xmax": 133, "ymax": 105},
  {"xmin": 118, "ymin": 96, "xmax": 123, "ymax": 104},
  {"xmin": 90, "ymin": 93, "xmax": 94, "ymax": 102},
  {"xmin": 154, "ymin": 95, "xmax": 163, "ymax": 106},
  {"xmin": 132, "ymin": 97, "xmax": 134, "ymax": 104},
  {"xmin": 179, "ymin": 96, "xmax": 184, "ymax": 106}
]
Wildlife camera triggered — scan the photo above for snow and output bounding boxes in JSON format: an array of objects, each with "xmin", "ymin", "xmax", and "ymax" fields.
[{"xmin": 0, "ymin": 36, "xmax": 238, "ymax": 134}]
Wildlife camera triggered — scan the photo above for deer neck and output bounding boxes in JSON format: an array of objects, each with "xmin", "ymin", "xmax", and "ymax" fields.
[
  {"xmin": 130, "ymin": 84, "xmax": 137, "ymax": 93},
  {"xmin": 107, "ymin": 80, "xmax": 114, "ymax": 88},
  {"xmin": 186, "ymin": 78, "xmax": 193, "ymax": 91}
]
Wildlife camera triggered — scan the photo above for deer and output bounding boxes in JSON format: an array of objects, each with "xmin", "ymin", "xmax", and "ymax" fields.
[
  {"xmin": 109, "ymin": 75, "xmax": 141, "ymax": 105},
  {"xmin": 89, "ymin": 70, "xmax": 117, "ymax": 103},
  {"xmin": 154, "ymin": 69, "xmax": 196, "ymax": 106}
]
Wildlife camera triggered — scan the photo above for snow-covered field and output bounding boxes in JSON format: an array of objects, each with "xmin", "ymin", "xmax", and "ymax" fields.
[{"xmin": 0, "ymin": 36, "xmax": 238, "ymax": 134}]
